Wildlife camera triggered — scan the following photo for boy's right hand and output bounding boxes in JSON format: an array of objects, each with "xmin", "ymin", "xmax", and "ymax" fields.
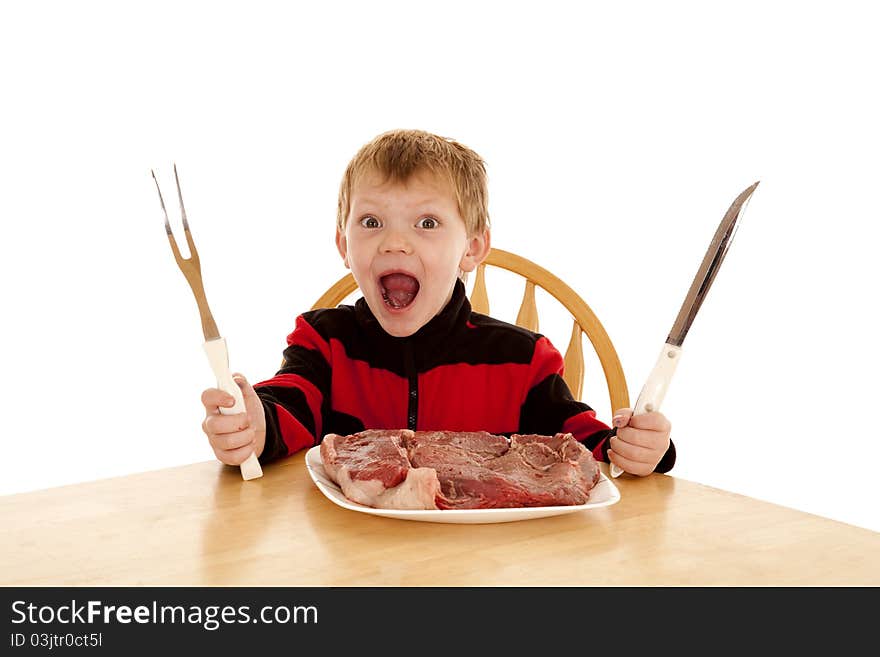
[{"xmin": 200, "ymin": 373, "xmax": 267, "ymax": 466}]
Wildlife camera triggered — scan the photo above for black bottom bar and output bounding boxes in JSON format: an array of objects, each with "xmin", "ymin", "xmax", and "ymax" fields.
[{"xmin": 1, "ymin": 587, "xmax": 873, "ymax": 652}]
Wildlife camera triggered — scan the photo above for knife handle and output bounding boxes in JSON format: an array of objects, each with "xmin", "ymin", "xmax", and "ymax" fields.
[
  {"xmin": 610, "ymin": 343, "xmax": 681, "ymax": 478},
  {"xmin": 203, "ymin": 338, "xmax": 264, "ymax": 481}
]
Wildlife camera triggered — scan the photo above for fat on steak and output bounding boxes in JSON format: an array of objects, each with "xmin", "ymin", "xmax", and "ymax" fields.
[
  {"xmin": 319, "ymin": 429, "xmax": 600, "ymax": 510},
  {"xmin": 320, "ymin": 429, "xmax": 441, "ymax": 509}
]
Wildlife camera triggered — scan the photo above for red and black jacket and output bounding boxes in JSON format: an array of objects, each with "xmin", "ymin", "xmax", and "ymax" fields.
[{"xmin": 254, "ymin": 279, "xmax": 675, "ymax": 472}]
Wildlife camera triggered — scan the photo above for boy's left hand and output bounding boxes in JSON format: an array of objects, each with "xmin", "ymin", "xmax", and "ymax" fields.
[{"xmin": 608, "ymin": 408, "xmax": 671, "ymax": 476}]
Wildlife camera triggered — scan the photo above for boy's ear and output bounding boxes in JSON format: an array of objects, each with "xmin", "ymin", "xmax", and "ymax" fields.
[
  {"xmin": 335, "ymin": 229, "xmax": 350, "ymax": 269},
  {"xmin": 459, "ymin": 229, "xmax": 491, "ymax": 273}
]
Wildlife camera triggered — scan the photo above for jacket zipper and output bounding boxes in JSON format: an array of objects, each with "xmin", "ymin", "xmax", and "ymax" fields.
[{"xmin": 404, "ymin": 341, "xmax": 418, "ymax": 431}]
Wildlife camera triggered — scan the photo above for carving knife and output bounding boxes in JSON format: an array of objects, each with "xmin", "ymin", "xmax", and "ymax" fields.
[{"xmin": 610, "ymin": 181, "xmax": 760, "ymax": 478}]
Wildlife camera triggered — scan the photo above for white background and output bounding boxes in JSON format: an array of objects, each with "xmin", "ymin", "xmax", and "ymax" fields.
[{"xmin": 1, "ymin": 1, "xmax": 878, "ymax": 532}]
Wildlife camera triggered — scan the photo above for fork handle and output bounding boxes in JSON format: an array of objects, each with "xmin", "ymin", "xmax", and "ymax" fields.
[{"xmin": 203, "ymin": 338, "xmax": 264, "ymax": 481}]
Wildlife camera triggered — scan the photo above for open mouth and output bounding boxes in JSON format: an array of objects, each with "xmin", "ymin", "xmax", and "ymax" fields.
[{"xmin": 379, "ymin": 272, "xmax": 420, "ymax": 310}]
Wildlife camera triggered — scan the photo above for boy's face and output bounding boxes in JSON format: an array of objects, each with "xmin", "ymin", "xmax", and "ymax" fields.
[{"xmin": 336, "ymin": 168, "xmax": 489, "ymax": 337}]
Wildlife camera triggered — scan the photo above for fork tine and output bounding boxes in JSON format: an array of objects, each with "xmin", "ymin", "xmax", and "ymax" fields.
[
  {"xmin": 173, "ymin": 163, "xmax": 199, "ymax": 262},
  {"xmin": 172, "ymin": 163, "xmax": 191, "ymax": 232},
  {"xmin": 152, "ymin": 168, "xmax": 184, "ymax": 263},
  {"xmin": 151, "ymin": 169, "xmax": 172, "ymax": 235}
]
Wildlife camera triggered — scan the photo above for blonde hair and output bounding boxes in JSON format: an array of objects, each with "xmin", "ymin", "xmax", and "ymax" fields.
[{"xmin": 337, "ymin": 129, "xmax": 490, "ymax": 236}]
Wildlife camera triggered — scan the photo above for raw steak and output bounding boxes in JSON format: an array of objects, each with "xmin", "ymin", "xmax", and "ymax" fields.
[
  {"xmin": 320, "ymin": 429, "xmax": 440, "ymax": 509},
  {"xmin": 319, "ymin": 429, "xmax": 600, "ymax": 510}
]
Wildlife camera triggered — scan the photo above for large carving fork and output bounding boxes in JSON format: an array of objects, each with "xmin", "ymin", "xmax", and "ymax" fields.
[{"xmin": 152, "ymin": 165, "xmax": 263, "ymax": 481}]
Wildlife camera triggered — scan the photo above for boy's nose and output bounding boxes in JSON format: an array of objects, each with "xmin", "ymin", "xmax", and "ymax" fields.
[{"xmin": 379, "ymin": 228, "xmax": 413, "ymax": 254}]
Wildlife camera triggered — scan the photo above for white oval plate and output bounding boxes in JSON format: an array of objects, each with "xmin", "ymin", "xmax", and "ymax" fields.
[{"xmin": 305, "ymin": 446, "xmax": 620, "ymax": 524}]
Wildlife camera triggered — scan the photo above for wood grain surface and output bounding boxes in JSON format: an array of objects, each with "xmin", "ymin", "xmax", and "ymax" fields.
[{"xmin": 2, "ymin": 452, "xmax": 878, "ymax": 586}]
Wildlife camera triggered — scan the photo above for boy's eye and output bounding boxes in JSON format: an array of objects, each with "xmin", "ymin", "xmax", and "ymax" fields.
[
  {"xmin": 417, "ymin": 216, "xmax": 438, "ymax": 229},
  {"xmin": 360, "ymin": 216, "xmax": 381, "ymax": 228}
]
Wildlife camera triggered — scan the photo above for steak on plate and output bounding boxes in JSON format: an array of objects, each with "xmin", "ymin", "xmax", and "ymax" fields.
[
  {"xmin": 319, "ymin": 429, "xmax": 440, "ymax": 509},
  {"xmin": 319, "ymin": 429, "xmax": 600, "ymax": 510}
]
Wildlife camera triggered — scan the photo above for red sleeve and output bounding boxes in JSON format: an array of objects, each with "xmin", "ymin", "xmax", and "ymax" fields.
[
  {"xmin": 520, "ymin": 336, "xmax": 612, "ymax": 462},
  {"xmin": 253, "ymin": 315, "xmax": 332, "ymax": 461}
]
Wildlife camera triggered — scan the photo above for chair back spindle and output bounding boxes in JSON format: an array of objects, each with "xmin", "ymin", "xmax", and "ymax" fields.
[
  {"xmin": 470, "ymin": 263, "xmax": 490, "ymax": 315},
  {"xmin": 563, "ymin": 322, "xmax": 585, "ymax": 400},
  {"xmin": 515, "ymin": 280, "xmax": 539, "ymax": 332}
]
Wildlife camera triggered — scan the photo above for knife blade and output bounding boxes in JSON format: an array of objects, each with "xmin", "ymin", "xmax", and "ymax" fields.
[{"xmin": 610, "ymin": 181, "xmax": 760, "ymax": 478}]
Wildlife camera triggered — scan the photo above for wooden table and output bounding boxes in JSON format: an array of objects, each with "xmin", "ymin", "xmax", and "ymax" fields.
[{"xmin": 2, "ymin": 451, "xmax": 878, "ymax": 586}]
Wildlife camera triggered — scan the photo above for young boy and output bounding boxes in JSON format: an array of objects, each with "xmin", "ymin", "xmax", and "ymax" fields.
[{"xmin": 201, "ymin": 129, "xmax": 675, "ymax": 476}]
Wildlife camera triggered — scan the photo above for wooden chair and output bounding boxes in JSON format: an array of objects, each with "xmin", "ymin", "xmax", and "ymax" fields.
[{"xmin": 310, "ymin": 248, "xmax": 630, "ymax": 413}]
